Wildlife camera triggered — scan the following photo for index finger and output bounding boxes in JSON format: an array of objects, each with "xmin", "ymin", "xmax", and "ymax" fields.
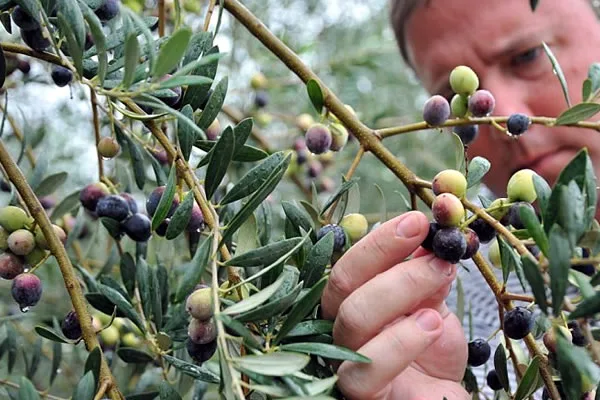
[{"xmin": 321, "ymin": 211, "xmax": 430, "ymax": 320}]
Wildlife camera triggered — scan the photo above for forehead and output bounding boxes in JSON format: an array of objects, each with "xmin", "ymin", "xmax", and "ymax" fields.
[{"xmin": 404, "ymin": 0, "xmax": 594, "ymax": 91}]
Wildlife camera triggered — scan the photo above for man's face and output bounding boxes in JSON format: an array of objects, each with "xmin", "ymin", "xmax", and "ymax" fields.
[{"xmin": 405, "ymin": 0, "xmax": 600, "ymax": 200}]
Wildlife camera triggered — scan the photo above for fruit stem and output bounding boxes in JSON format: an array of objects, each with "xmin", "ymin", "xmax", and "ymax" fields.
[
  {"xmin": 0, "ymin": 140, "xmax": 123, "ymax": 399},
  {"xmin": 90, "ymin": 88, "xmax": 105, "ymax": 181}
]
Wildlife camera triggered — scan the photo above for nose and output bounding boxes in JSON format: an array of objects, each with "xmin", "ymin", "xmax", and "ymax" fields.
[{"xmin": 484, "ymin": 72, "xmax": 533, "ymax": 119}]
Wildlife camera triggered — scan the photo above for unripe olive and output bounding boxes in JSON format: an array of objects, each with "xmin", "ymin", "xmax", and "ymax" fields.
[
  {"xmin": 489, "ymin": 239, "xmax": 501, "ymax": 269},
  {"xmin": 0, "ymin": 252, "xmax": 24, "ymax": 279},
  {"xmin": 121, "ymin": 332, "xmax": 142, "ymax": 347},
  {"xmin": 507, "ymin": 169, "xmax": 538, "ymax": 203},
  {"xmin": 255, "ymin": 111, "xmax": 273, "ymax": 127},
  {"xmin": 340, "ymin": 213, "xmax": 368, "ymax": 243},
  {"xmin": 423, "ymin": 95, "xmax": 450, "ymax": 127},
  {"xmin": 34, "ymin": 224, "xmax": 67, "ymax": 250},
  {"xmin": 186, "ymin": 287, "xmax": 213, "ymax": 320},
  {"xmin": 188, "ymin": 317, "xmax": 217, "ymax": 344},
  {"xmin": 0, "ymin": 206, "xmax": 33, "ymax": 232},
  {"xmin": 296, "ymin": 113, "xmax": 314, "ymax": 131},
  {"xmin": 449, "ymin": 66, "xmax": 479, "ymax": 96},
  {"xmin": 318, "ymin": 151, "xmax": 335, "ymax": 167},
  {"xmin": 432, "ymin": 169, "xmax": 467, "ymax": 198},
  {"xmin": 97, "ymin": 137, "xmax": 120, "ymax": 159},
  {"xmin": 100, "ymin": 325, "xmax": 120, "ymax": 347},
  {"xmin": 250, "ymin": 72, "xmax": 268, "ymax": 90},
  {"xmin": 487, "ymin": 197, "xmax": 511, "ymax": 220},
  {"xmin": 432, "ymin": 193, "xmax": 464, "ymax": 227},
  {"xmin": 329, "ymin": 123, "xmax": 349, "ymax": 152},
  {"xmin": 7, "ymin": 229, "xmax": 35, "ymax": 256},
  {"xmin": 305, "ymin": 124, "xmax": 332, "ymax": 155},
  {"xmin": 450, "ymin": 94, "xmax": 468, "ymax": 118}
]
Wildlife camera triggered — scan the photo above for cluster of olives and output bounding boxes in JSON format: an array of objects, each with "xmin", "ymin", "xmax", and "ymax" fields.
[
  {"xmin": 422, "ymin": 65, "xmax": 532, "ymax": 146},
  {"xmin": 185, "ymin": 285, "xmax": 218, "ymax": 364},
  {"xmin": 421, "ymin": 169, "xmax": 480, "ymax": 263},
  {"xmin": 93, "ymin": 313, "xmax": 145, "ymax": 350},
  {"xmin": 0, "ymin": 206, "xmax": 67, "ymax": 311},
  {"xmin": 12, "ymin": 0, "xmax": 120, "ymax": 87},
  {"xmin": 303, "ymin": 107, "xmax": 353, "ymax": 155},
  {"xmin": 79, "ymin": 182, "xmax": 205, "ymax": 241}
]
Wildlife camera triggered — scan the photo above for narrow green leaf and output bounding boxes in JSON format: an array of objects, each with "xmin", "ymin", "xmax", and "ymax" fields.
[
  {"xmin": 320, "ymin": 179, "xmax": 359, "ymax": 216},
  {"xmin": 522, "ymin": 256, "xmax": 547, "ymax": 315},
  {"xmin": 221, "ymin": 153, "xmax": 291, "ymax": 246},
  {"xmin": 232, "ymin": 352, "xmax": 310, "ymax": 377},
  {"xmin": 174, "ymin": 235, "xmax": 212, "ymax": 302},
  {"xmin": 300, "ymin": 231, "xmax": 334, "ymax": 288},
  {"xmin": 571, "ymin": 270, "xmax": 595, "ymax": 299},
  {"xmin": 286, "ymin": 320, "xmax": 333, "ymax": 338},
  {"xmin": 150, "ymin": 266, "xmax": 162, "ymax": 328},
  {"xmin": 542, "ymin": 42, "xmax": 571, "ymax": 108},
  {"xmin": 275, "ymin": 276, "xmax": 328, "ymax": 344},
  {"xmin": 283, "ymin": 201, "xmax": 315, "ymax": 241},
  {"xmin": 520, "ymin": 204, "xmax": 549, "ymax": 257},
  {"xmin": 6, "ymin": 323, "xmax": 16, "ymax": 373},
  {"xmin": 80, "ymin": 4, "xmax": 107, "ymax": 84},
  {"xmin": 152, "ymin": 27, "xmax": 192, "ymax": 78},
  {"xmin": 223, "ymin": 271, "xmax": 288, "ymax": 315},
  {"xmin": 466, "ymin": 156, "xmax": 491, "ymax": 188},
  {"xmin": 220, "ymin": 152, "xmax": 286, "ymax": 205},
  {"xmin": 136, "ymin": 257, "xmax": 151, "ymax": 320},
  {"xmin": 49, "ymin": 341, "xmax": 62, "ymax": 386},
  {"xmin": 548, "ymin": 225, "xmax": 573, "ymax": 316},
  {"xmin": 232, "ymin": 118, "xmax": 254, "ymax": 156},
  {"xmin": 165, "ymin": 191, "xmax": 194, "ymax": 240},
  {"xmin": 120, "ymin": 252, "xmax": 136, "ymax": 298},
  {"xmin": 205, "ymin": 126, "xmax": 235, "ymax": 200},
  {"xmin": 218, "ymin": 314, "xmax": 262, "ymax": 349},
  {"xmin": 281, "ymin": 342, "xmax": 371, "ymax": 363},
  {"xmin": 513, "ymin": 356, "xmax": 542, "ymax": 400},
  {"xmin": 122, "ymin": 33, "xmax": 140, "ymax": 89},
  {"xmin": 84, "ymin": 347, "xmax": 101, "ymax": 388},
  {"xmin": 556, "ymin": 333, "xmax": 600, "ymax": 400},
  {"xmin": 569, "ymin": 290, "xmax": 600, "ymax": 319},
  {"xmin": 227, "ymin": 238, "xmax": 301, "ymax": 268},
  {"xmin": 498, "ymin": 236, "xmax": 525, "ymax": 291},
  {"xmin": 159, "ymin": 75, "xmax": 212, "ymax": 89},
  {"xmin": 177, "ymin": 104, "xmax": 194, "ymax": 161},
  {"xmin": 163, "ymin": 354, "xmax": 220, "ymax": 383},
  {"xmin": 493, "ymin": 344, "xmax": 510, "ymax": 392},
  {"xmin": 117, "ymin": 347, "xmax": 154, "ymax": 363},
  {"xmin": 182, "ymin": 31, "xmax": 213, "ymax": 65},
  {"xmin": 57, "ymin": 0, "xmax": 85, "ymax": 50},
  {"xmin": 195, "ymin": 141, "xmax": 268, "ymax": 163},
  {"xmin": 555, "ymin": 102, "xmax": 600, "ymax": 126},
  {"xmin": 18, "ymin": 377, "xmax": 41, "ymax": 400},
  {"xmin": 34, "ymin": 172, "xmax": 68, "ymax": 197},
  {"xmin": 533, "ymin": 173, "xmax": 552, "ymax": 222},
  {"xmin": 530, "ymin": 0, "xmax": 539, "ymax": 11},
  {"xmin": 151, "ymin": 164, "xmax": 177, "ymax": 231},
  {"xmin": 583, "ymin": 78, "xmax": 592, "ymax": 102},
  {"xmin": 72, "ymin": 371, "xmax": 96, "ymax": 400},
  {"xmin": 234, "ymin": 282, "xmax": 302, "ymax": 322},
  {"xmin": 98, "ymin": 284, "xmax": 146, "ymax": 334},
  {"xmin": 196, "ymin": 77, "xmax": 228, "ymax": 130},
  {"xmin": 181, "ymin": 46, "xmax": 219, "ymax": 110},
  {"xmin": 159, "ymin": 381, "xmax": 182, "ymax": 400},
  {"xmin": 57, "ymin": 13, "xmax": 83, "ymax": 77},
  {"xmin": 306, "ymin": 79, "xmax": 324, "ymax": 113},
  {"xmin": 50, "ymin": 189, "xmax": 81, "ymax": 221},
  {"xmin": 34, "ymin": 326, "xmax": 69, "ymax": 344}
]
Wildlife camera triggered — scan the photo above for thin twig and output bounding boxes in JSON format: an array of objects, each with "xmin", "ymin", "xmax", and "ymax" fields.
[
  {"xmin": 90, "ymin": 88, "xmax": 104, "ymax": 181},
  {"xmin": 0, "ymin": 379, "xmax": 66, "ymax": 400},
  {"xmin": 324, "ymin": 146, "xmax": 364, "ymax": 224}
]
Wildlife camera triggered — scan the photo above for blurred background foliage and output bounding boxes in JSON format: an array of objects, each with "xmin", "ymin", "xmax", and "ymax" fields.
[{"xmin": 0, "ymin": 0, "xmax": 464, "ymax": 397}]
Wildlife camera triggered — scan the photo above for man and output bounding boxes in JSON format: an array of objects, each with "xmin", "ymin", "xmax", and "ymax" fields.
[{"xmin": 320, "ymin": 0, "xmax": 600, "ymax": 398}]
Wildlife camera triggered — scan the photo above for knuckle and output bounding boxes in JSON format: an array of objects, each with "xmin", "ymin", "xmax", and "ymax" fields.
[
  {"xmin": 337, "ymin": 364, "xmax": 372, "ymax": 399},
  {"xmin": 335, "ymin": 295, "xmax": 367, "ymax": 342}
]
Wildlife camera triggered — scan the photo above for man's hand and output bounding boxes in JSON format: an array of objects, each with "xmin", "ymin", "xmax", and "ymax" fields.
[{"xmin": 321, "ymin": 211, "xmax": 470, "ymax": 399}]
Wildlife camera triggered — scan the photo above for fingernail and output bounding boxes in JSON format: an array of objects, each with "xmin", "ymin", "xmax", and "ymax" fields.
[
  {"xmin": 429, "ymin": 257, "xmax": 453, "ymax": 276},
  {"xmin": 396, "ymin": 213, "xmax": 421, "ymax": 238},
  {"xmin": 416, "ymin": 309, "xmax": 441, "ymax": 332}
]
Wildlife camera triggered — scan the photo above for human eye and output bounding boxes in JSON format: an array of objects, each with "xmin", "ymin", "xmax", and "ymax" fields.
[{"xmin": 510, "ymin": 46, "xmax": 542, "ymax": 67}]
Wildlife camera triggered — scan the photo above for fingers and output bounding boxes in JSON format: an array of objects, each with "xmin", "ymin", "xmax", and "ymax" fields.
[
  {"xmin": 333, "ymin": 253, "xmax": 456, "ymax": 350},
  {"xmin": 321, "ymin": 211, "xmax": 430, "ymax": 320},
  {"xmin": 336, "ymin": 308, "xmax": 443, "ymax": 400}
]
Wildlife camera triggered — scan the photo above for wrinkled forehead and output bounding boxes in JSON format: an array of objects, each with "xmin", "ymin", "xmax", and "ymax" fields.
[{"xmin": 403, "ymin": 0, "xmax": 594, "ymax": 90}]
